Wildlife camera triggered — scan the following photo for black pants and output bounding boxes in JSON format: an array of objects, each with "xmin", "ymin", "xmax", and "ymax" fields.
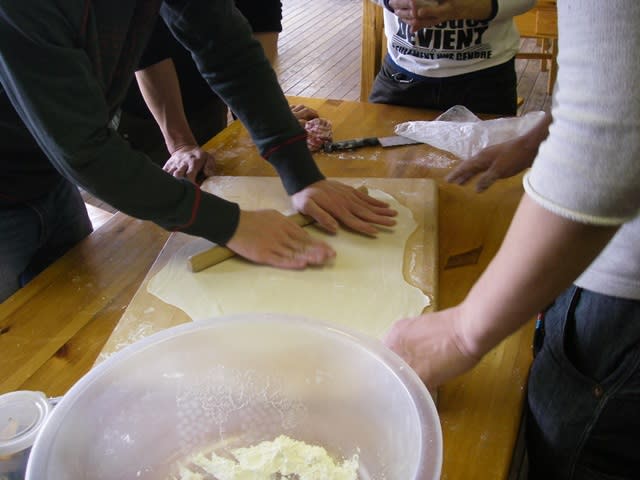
[{"xmin": 369, "ymin": 56, "xmax": 518, "ymax": 116}]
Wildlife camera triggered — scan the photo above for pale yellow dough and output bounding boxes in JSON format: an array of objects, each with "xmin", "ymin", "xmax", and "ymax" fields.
[
  {"xmin": 147, "ymin": 190, "xmax": 430, "ymax": 338},
  {"xmin": 173, "ymin": 435, "xmax": 358, "ymax": 480}
]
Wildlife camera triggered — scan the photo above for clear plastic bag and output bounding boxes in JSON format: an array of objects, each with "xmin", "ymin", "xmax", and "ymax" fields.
[{"xmin": 394, "ymin": 105, "xmax": 546, "ymax": 160}]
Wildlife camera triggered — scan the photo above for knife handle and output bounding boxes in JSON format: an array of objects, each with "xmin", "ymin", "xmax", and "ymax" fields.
[{"xmin": 323, "ymin": 137, "xmax": 380, "ymax": 152}]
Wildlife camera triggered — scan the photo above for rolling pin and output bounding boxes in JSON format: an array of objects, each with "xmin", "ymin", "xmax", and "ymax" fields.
[{"xmin": 187, "ymin": 185, "xmax": 369, "ymax": 273}]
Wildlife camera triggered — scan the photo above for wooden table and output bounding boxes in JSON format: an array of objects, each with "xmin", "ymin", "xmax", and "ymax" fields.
[{"xmin": 0, "ymin": 96, "xmax": 534, "ymax": 480}]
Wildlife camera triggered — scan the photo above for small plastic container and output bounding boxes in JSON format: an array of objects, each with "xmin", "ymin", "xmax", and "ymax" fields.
[{"xmin": 0, "ymin": 391, "xmax": 52, "ymax": 479}]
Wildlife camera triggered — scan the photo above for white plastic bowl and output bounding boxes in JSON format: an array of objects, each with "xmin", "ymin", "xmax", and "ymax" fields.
[{"xmin": 27, "ymin": 314, "xmax": 442, "ymax": 479}]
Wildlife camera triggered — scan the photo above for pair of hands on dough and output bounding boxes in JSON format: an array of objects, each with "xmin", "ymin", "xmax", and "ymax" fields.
[
  {"xmin": 226, "ymin": 180, "xmax": 398, "ymax": 269},
  {"xmin": 164, "ymin": 150, "xmax": 398, "ymax": 268},
  {"xmin": 164, "ymin": 161, "xmax": 398, "ymax": 269},
  {"xmin": 161, "ymin": 105, "xmax": 398, "ymax": 270},
  {"xmin": 165, "ymin": 154, "xmax": 399, "ymax": 268}
]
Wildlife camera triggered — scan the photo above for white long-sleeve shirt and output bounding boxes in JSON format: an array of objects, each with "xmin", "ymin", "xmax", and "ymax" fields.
[
  {"xmin": 371, "ymin": 0, "xmax": 536, "ymax": 77},
  {"xmin": 524, "ymin": 0, "xmax": 640, "ymax": 300}
]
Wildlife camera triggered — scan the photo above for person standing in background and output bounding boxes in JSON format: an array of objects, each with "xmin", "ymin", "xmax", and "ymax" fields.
[
  {"xmin": 368, "ymin": 0, "xmax": 535, "ymax": 115},
  {"xmin": 118, "ymin": 19, "xmax": 225, "ymax": 179},
  {"xmin": 118, "ymin": 1, "xmax": 283, "ymax": 169},
  {"xmin": 119, "ymin": 1, "xmax": 295, "ymax": 181},
  {"xmin": 235, "ymin": 0, "xmax": 283, "ymax": 64}
]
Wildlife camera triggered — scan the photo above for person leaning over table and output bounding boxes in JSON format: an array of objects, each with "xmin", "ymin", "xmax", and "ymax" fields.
[
  {"xmin": 0, "ymin": 0, "xmax": 398, "ymax": 304},
  {"xmin": 368, "ymin": 0, "xmax": 535, "ymax": 115},
  {"xmin": 384, "ymin": 1, "xmax": 640, "ymax": 479},
  {"xmin": 119, "ymin": 3, "xmax": 317, "ymax": 182}
]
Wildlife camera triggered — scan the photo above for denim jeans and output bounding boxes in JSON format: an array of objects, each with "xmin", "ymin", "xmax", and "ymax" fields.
[
  {"xmin": 0, "ymin": 177, "xmax": 93, "ymax": 302},
  {"xmin": 527, "ymin": 286, "xmax": 640, "ymax": 479},
  {"xmin": 369, "ymin": 55, "xmax": 518, "ymax": 116}
]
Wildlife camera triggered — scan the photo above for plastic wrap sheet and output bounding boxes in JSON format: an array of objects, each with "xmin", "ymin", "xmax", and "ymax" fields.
[{"xmin": 395, "ymin": 105, "xmax": 546, "ymax": 160}]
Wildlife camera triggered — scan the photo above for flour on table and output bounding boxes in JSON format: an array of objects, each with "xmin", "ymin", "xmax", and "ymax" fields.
[
  {"xmin": 147, "ymin": 190, "xmax": 430, "ymax": 338},
  {"xmin": 171, "ymin": 435, "xmax": 359, "ymax": 480}
]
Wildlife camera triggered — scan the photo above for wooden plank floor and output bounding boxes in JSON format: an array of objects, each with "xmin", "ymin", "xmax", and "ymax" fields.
[
  {"xmin": 84, "ymin": 0, "xmax": 553, "ymax": 224},
  {"xmin": 277, "ymin": 0, "xmax": 552, "ymax": 114}
]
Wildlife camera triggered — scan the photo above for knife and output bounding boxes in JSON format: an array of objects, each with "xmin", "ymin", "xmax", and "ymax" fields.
[{"xmin": 323, "ymin": 135, "xmax": 420, "ymax": 153}]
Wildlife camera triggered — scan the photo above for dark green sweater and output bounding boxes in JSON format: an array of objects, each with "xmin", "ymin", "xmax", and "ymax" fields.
[{"xmin": 0, "ymin": 0, "xmax": 324, "ymax": 244}]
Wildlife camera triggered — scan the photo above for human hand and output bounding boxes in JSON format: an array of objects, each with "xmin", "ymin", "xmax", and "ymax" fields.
[
  {"xmin": 290, "ymin": 104, "xmax": 319, "ymax": 122},
  {"xmin": 226, "ymin": 209, "xmax": 336, "ymax": 269},
  {"xmin": 163, "ymin": 145, "xmax": 213, "ymax": 183},
  {"xmin": 446, "ymin": 136, "xmax": 539, "ymax": 192},
  {"xmin": 383, "ymin": 307, "xmax": 481, "ymax": 390},
  {"xmin": 388, "ymin": 0, "xmax": 492, "ymax": 31},
  {"xmin": 291, "ymin": 180, "xmax": 398, "ymax": 236}
]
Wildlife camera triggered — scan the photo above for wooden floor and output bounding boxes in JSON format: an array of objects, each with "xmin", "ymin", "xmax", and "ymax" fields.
[
  {"xmin": 84, "ymin": 0, "xmax": 553, "ymax": 227},
  {"xmin": 277, "ymin": 0, "xmax": 553, "ymax": 114},
  {"xmin": 276, "ymin": 0, "xmax": 363, "ymax": 101}
]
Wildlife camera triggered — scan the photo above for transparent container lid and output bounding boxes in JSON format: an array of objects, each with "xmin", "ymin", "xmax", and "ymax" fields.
[{"xmin": 0, "ymin": 391, "xmax": 51, "ymax": 456}]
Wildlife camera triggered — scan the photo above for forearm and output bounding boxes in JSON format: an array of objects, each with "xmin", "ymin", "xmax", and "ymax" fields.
[
  {"xmin": 457, "ymin": 194, "xmax": 618, "ymax": 357},
  {"xmin": 519, "ymin": 111, "xmax": 552, "ymax": 167},
  {"xmin": 160, "ymin": 0, "xmax": 324, "ymax": 194},
  {"xmin": 493, "ymin": 0, "xmax": 537, "ymax": 22},
  {"xmin": 160, "ymin": 1, "xmax": 297, "ymax": 148},
  {"xmin": 135, "ymin": 58, "xmax": 197, "ymax": 152}
]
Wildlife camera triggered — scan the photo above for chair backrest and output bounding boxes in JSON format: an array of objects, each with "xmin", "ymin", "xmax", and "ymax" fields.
[
  {"xmin": 514, "ymin": 0, "xmax": 557, "ymax": 38},
  {"xmin": 359, "ymin": 1, "xmax": 386, "ymax": 102}
]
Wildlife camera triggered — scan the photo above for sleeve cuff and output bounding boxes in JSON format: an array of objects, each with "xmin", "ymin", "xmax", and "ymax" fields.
[
  {"xmin": 486, "ymin": 0, "xmax": 499, "ymax": 21},
  {"xmin": 523, "ymin": 172, "xmax": 631, "ymax": 227},
  {"xmin": 263, "ymin": 136, "xmax": 326, "ymax": 195},
  {"xmin": 170, "ymin": 182, "xmax": 242, "ymax": 245}
]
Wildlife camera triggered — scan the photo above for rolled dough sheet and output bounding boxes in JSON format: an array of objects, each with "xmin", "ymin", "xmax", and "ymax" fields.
[{"xmin": 147, "ymin": 190, "xmax": 430, "ymax": 339}]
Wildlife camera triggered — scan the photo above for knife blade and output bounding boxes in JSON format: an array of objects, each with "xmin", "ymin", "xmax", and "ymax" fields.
[{"xmin": 323, "ymin": 135, "xmax": 420, "ymax": 153}]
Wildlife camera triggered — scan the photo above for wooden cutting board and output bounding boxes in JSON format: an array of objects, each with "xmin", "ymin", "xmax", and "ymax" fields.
[{"xmin": 97, "ymin": 176, "xmax": 437, "ymax": 362}]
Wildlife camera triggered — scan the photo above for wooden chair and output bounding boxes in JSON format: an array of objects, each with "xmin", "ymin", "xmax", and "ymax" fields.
[
  {"xmin": 514, "ymin": 0, "xmax": 558, "ymax": 95},
  {"xmin": 360, "ymin": 1, "xmax": 386, "ymax": 102},
  {"xmin": 359, "ymin": 1, "xmax": 559, "ymax": 101}
]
